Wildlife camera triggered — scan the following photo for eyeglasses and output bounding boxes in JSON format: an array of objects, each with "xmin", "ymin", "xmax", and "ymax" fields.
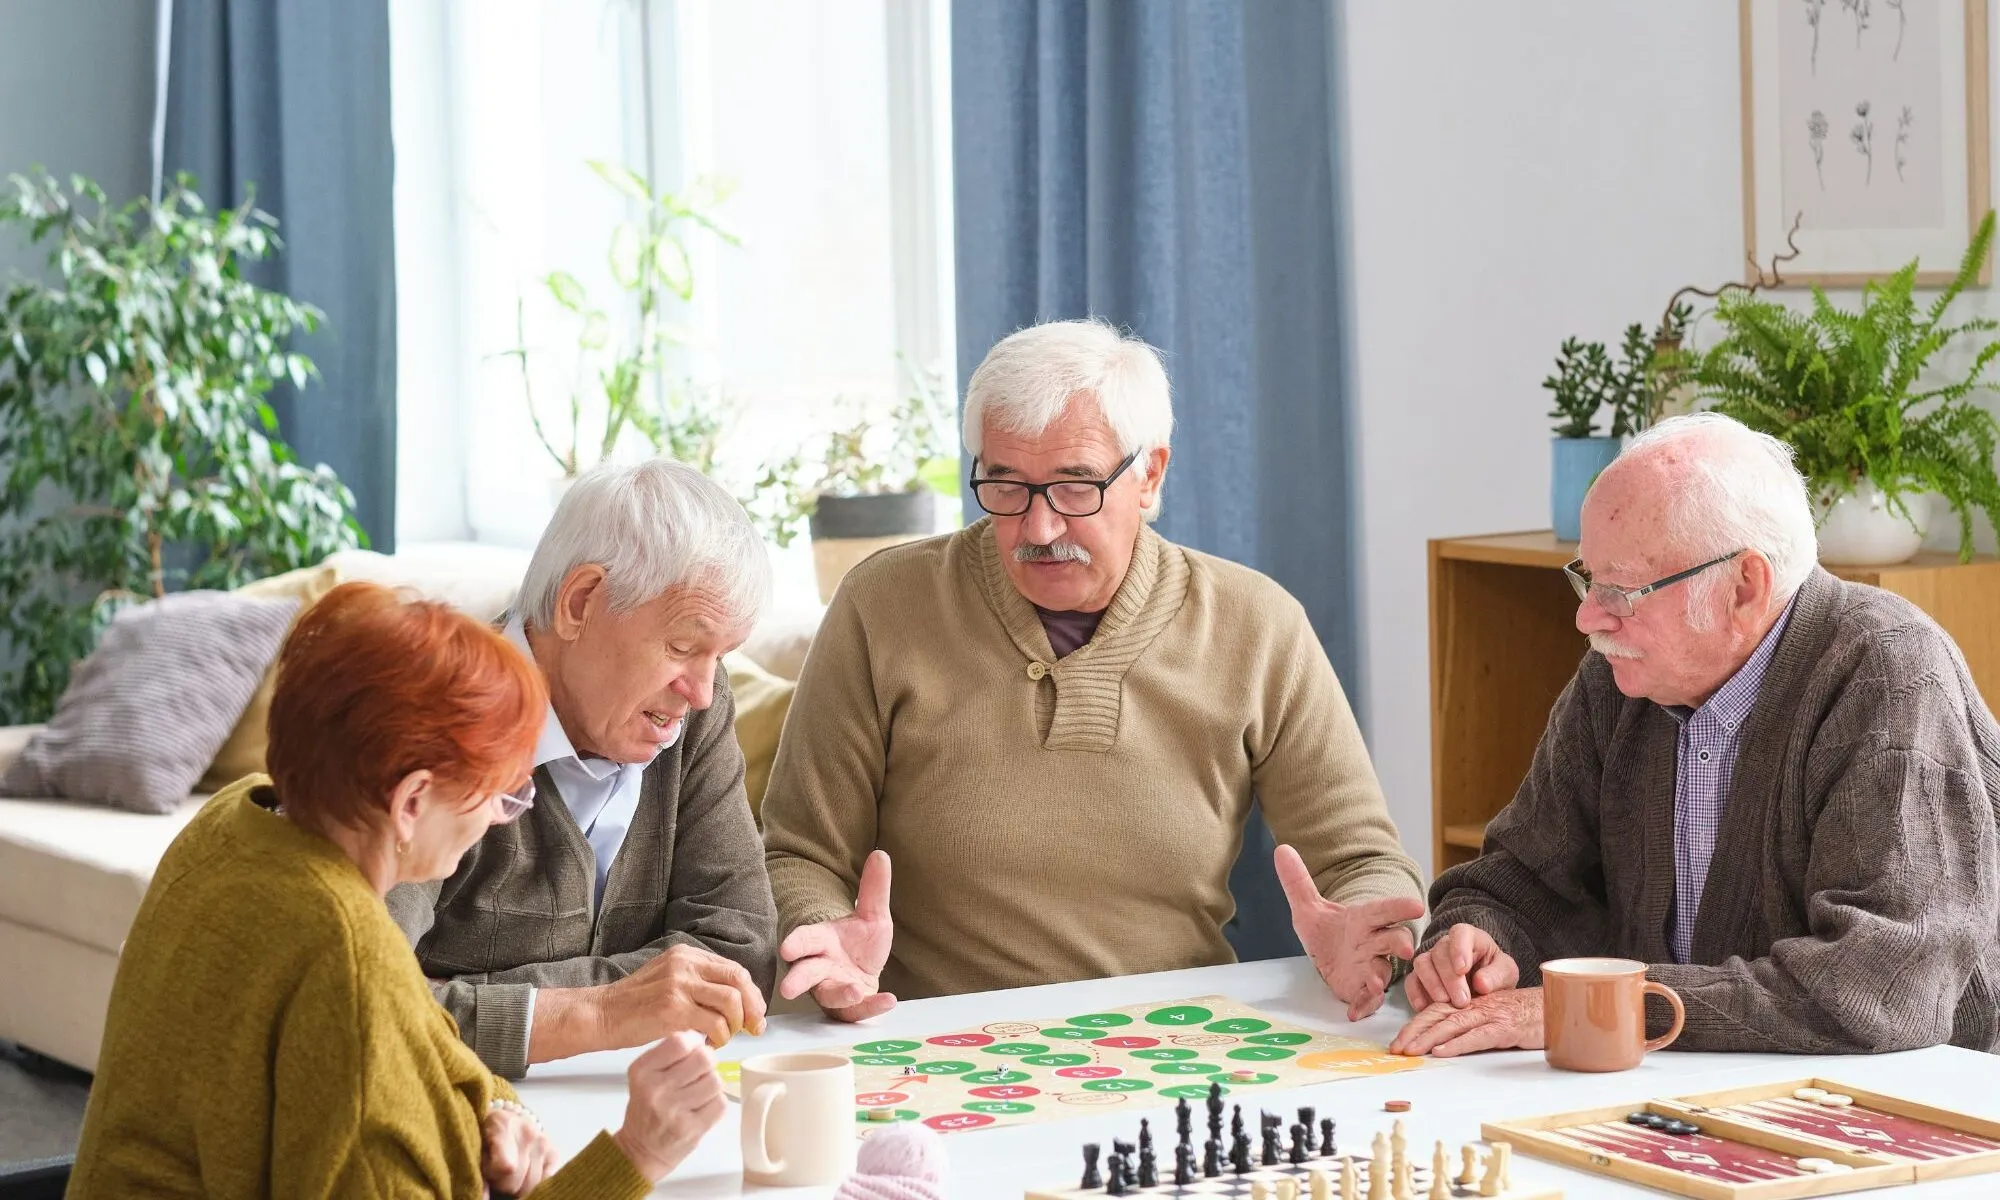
[
  {"xmin": 495, "ymin": 778, "xmax": 536, "ymax": 822},
  {"xmin": 969, "ymin": 452, "xmax": 1139, "ymax": 518},
  {"xmin": 1563, "ymin": 550, "xmax": 1745, "ymax": 618}
]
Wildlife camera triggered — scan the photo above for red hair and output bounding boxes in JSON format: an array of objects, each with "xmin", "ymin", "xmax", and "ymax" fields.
[{"xmin": 265, "ymin": 581, "xmax": 547, "ymax": 830}]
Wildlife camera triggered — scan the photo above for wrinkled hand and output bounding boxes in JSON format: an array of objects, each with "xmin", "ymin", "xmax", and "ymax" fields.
[
  {"xmin": 1404, "ymin": 922, "xmax": 1520, "ymax": 1011},
  {"xmin": 611, "ymin": 1030, "xmax": 727, "ymax": 1183},
  {"xmin": 1274, "ymin": 845, "xmax": 1424, "ymax": 1021},
  {"xmin": 602, "ymin": 942, "xmax": 767, "ymax": 1051},
  {"xmin": 778, "ymin": 849, "xmax": 896, "ymax": 1022},
  {"xmin": 1389, "ymin": 988, "xmax": 1545, "ymax": 1058},
  {"xmin": 481, "ymin": 1106, "xmax": 559, "ymax": 1198}
]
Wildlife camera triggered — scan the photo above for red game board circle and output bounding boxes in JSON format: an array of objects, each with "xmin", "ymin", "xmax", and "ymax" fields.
[
  {"xmin": 923, "ymin": 1112, "xmax": 997, "ymax": 1132},
  {"xmin": 926, "ymin": 1033, "xmax": 996, "ymax": 1048},
  {"xmin": 1092, "ymin": 1036, "xmax": 1160, "ymax": 1049},
  {"xmin": 968, "ymin": 1085, "xmax": 1041, "ymax": 1100},
  {"xmin": 1055, "ymin": 1066, "xmax": 1124, "ymax": 1080}
]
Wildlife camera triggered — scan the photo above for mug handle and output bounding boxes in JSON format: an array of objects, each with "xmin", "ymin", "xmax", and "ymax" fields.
[
  {"xmin": 744, "ymin": 1081, "xmax": 788, "ymax": 1176},
  {"xmin": 1642, "ymin": 981, "xmax": 1686, "ymax": 1053}
]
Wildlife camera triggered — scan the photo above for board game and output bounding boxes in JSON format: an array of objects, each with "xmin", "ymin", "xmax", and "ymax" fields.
[
  {"xmin": 1027, "ymin": 1102, "xmax": 1560, "ymax": 1200},
  {"xmin": 1485, "ymin": 1079, "xmax": 2000, "ymax": 1199},
  {"xmin": 720, "ymin": 994, "xmax": 1423, "ymax": 1138}
]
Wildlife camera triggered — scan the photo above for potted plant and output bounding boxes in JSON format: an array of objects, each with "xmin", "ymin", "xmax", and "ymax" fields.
[
  {"xmin": 1541, "ymin": 308, "xmax": 1686, "ymax": 541},
  {"xmin": 1688, "ymin": 211, "xmax": 2000, "ymax": 566},
  {"xmin": 0, "ymin": 170, "xmax": 364, "ymax": 723}
]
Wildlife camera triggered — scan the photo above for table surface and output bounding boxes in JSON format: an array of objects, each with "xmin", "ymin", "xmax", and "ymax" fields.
[{"xmin": 516, "ymin": 957, "xmax": 2000, "ymax": 1198}]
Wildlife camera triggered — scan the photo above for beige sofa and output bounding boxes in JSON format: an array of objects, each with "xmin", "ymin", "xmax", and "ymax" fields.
[{"xmin": 0, "ymin": 544, "xmax": 814, "ymax": 1072}]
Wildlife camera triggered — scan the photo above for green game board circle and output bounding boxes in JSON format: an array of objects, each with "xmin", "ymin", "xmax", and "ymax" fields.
[
  {"xmin": 1245, "ymin": 1032, "xmax": 1313, "ymax": 1047},
  {"xmin": 966, "ymin": 1068, "xmax": 1030, "ymax": 1085},
  {"xmin": 915, "ymin": 1061, "xmax": 977, "ymax": 1075},
  {"xmin": 1226, "ymin": 1046, "xmax": 1295, "ymax": 1062},
  {"xmin": 984, "ymin": 1043, "xmax": 1049, "ymax": 1057},
  {"xmin": 1161, "ymin": 1083, "xmax": 1228, "ymax": 1100},
  {"xmin": 1151, "ymin": 1062, "xmax": 1222, "ymax": 1076},
  {"xmin": 855, "ymin": 1039, "xmax": 923, "ymax": 1054},
  {"xmin": 1066, "ymin": 1013, "xmax": 1135, "ymax": 1028},
  {"xmin": 962, "ymin": 1101, "xmax": 1036, "ymax": 1115},
  {"xmin": 1040, "ymin": 1027, "xmax": 1098, "ymax": 1040},
  {"xmin": 1083, "ymin": 1078, "xmax": 1155, "ymax": 1093},
  {"xmin": 852, "ymin": 1054, "xmax": 917, "ymax": 1067},
  {"xmin": 1145, "ymin": 1005, "xmax": 1215, "ymax": 1027},
  {"xmin": 856, "ymin": 1109, "xmax": 920, "ymax": 1124},
  {"xmin": 1130, "ymin": 1048, "xmax": 1198, "ymax": 1062},
  {"xmin": 1021, "ymin": 1053, "xmax": 1091, "ymax": 1067},
  {"xmin": 1203, "ymin": 1018, "xmax": 1272, "ymax": 1035}
]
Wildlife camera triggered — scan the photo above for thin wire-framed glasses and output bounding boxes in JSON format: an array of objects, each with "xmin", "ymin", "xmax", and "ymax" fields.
[
  {"xmin": 1563, "ymin": 550, "xmax": 1745, "ymax": 618},
  {"xmin": 969, "ymin": 451, "xmax": 1139, "ymax": 518},
  {"xmin": 495, "ymin": 778, "xmax": 536, "ymax": 822}
]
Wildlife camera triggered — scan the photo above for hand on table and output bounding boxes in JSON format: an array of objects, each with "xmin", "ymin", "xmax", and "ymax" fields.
[
  {"xmin": 1274, "ymin": 844, "xmax": 1424, "ymax": 1022},
  {"xmin": 600, "ymin": 942, "xmax": 767, "ymax": 1050},
  {"xmin": 1389, "ymin": 988, "xmax": 1545, "ymax": 1057},
  {"xmin": 611, "ymin": 1030, "xmax": 726, "ymax": 1183},
  {"xmin": 778, "ymin": 849, "xmax": 896, "ymax": 1023},
  {"xmin": 1403, "ymin": 922, "xmax": 1520, "ymax": 1011},
  {"xmin": 481, "ymin": 1104, "xmax": 560, "ymax": 1197}
]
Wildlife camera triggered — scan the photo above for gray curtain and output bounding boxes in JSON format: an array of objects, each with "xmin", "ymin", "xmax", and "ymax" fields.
[
  {"xmin": 161, "ymin": 0, "xmax": 397, "ymax": 550},
  {"xmin": 953, "ymin": 0, "xmax": 1356, "ymax": 961}
]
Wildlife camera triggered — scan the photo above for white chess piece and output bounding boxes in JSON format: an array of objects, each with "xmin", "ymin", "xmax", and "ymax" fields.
[
  {"xmin": 1492, "ymin": 1142, "xmax": 1512, "ymax": 1192},
  {"xmin": 1340, "ymin": 1156, "xmax": 1359, "ymax": 1200},
  {"xmin": 1253, "ymin": 1182, "xmax": 1270, "ymax": 1200},
  {"xmin": 1310, "ymin": 1165, "xmax": 1331, "ymax": 1200},
  {"xmin": 1457, "ymin": 1144, "xmax": 1479, "ymax": 1187},
  {"xmin": 1369, "ymin": 1132, "xmax": 1391, "ymax": 1200},
  {"xmin": 1278, "ymin": 1179, "xmax": 1300, "ymax": 1200},
  {"xmin": 1430, "ymin": 1142, "xmax": 1450, "ymax": 1200},
  {"xmin": 1478, "ymin": 1146, "xmax": 1502, "ymax": 1198}
]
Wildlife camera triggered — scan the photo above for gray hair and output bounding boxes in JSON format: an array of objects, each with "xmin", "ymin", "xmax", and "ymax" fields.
[
  {"xmin": 517, "ymin": 458, "xmax": 771, "ymax": 631},
  {"xmin": 962, "ymin": 318, "xmax": 1175, "ymax": 520},
  {"xmin": 1618, "ymin": 412, "xmax": 1818, "ymax": 625}
]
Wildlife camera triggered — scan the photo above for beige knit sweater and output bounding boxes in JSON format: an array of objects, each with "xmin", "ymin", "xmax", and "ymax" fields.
[{"xmin": 762, "ymin": 520, "xmax": 1423, "ymax": 999}]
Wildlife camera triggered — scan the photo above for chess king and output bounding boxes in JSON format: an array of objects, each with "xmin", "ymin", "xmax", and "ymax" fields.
[
  {"xmin": 1392, "ymin": 414, "xmax": 2000, "ymax": 1058},
  {"xmin": 762, "ymin": 318, "xmax": 1426, "ymax": 1020}
]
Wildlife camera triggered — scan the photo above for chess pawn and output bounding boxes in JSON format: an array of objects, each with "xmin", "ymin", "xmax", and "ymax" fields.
[
  {"xmin": 1340, "ymin": 1156, "xmax": 1359, "ymax": 1200},
  {"xmin": 1369, "ymin": 1133, "xmax": 1390, "ymax": 1200},
  {"xmin": 1457, "ymin": 1145, "xmax": 1480, "ymax": 1188}
]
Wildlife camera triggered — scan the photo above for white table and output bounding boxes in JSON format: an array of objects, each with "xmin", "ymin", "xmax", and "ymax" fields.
[{"xmin": 517, "ymin": 957, "xmax": 2000, "ymax": 1198}]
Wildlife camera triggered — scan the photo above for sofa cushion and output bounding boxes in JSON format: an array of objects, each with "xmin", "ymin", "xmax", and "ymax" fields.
[
  {"xmin": 200, "ymin": 565, "xmax": 342, "ymax": 792},
  {"xmin": 1, "ymin": 591, "xmax": 299, "ymax": 814},
  {"xmin": 0, "ymin": 791, "xmax": 210, "ymax": 953},
  {"xmin": 723, "ymin": 653, "xmax": 795, "ymax": 821}
]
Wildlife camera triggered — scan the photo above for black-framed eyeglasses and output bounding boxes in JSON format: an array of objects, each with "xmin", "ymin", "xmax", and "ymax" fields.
[
  {"xmin": 495, "ymin": 778, "xmax": 536, "ymax": 822},
  {"xmin": 1564, "ymin": 550, "xmax": 1744, "ymax": 619},
  {"xmin": 969, "ymin": 451, "xmax": 1139, "ymax": 518}
]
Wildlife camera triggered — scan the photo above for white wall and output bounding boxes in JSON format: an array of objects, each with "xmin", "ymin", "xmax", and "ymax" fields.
[{"xmin": 1339, "ymin": 1, "xmax": 2000, "ymax": 881}]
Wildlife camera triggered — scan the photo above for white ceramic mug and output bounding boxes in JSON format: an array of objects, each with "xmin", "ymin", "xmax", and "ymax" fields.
[{"xmin": 740, "ymin": 1051, "xmax": 858, "ymax": 1185}]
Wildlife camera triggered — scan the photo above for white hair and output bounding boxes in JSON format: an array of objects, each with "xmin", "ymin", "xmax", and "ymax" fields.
[
  {"xmin": 518, "ymin": 457, "xmax": 771, "ymax": 631},
  {"xmin": 1617, "ymin": 412, "xmax": 1818, "ymax": 628},
  {"xmin": 962, "ymin": 318, "xmax": 1175, "ymax": 519}
]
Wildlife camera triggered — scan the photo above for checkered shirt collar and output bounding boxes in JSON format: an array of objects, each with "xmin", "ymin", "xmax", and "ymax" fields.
[{"xmin": 1665, "ymin": 596, "xmax": 1797, "ymax": 728}]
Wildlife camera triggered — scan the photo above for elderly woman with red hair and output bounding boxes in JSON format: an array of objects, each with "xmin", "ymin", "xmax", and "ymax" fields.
[{"xmin": 68, "ymin": 582, "xmax": 721, "ymax": 1198}]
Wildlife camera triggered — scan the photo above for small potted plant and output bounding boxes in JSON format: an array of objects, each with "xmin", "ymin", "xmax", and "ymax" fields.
[
  {"xmin": 1689, "ymin": 211, "xmax": 2000, "ymax": 565},
  {"xmin": 1542, "ymin": 310, "xmax": 1685, "ymax": 541}
]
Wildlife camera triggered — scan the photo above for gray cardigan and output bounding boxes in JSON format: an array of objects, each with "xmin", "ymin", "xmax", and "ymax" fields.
[
  {"xmin": 1426, "ymin": 568, "xmax": 2000, "ymax": 1054},
  {"xmin": 388, "ymin": 671, "xmax": 778, "ymax": 1077}
]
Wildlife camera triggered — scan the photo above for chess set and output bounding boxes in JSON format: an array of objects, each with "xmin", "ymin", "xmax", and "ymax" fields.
[
  {"xmin": 720, "ymin": 994, "xmax": 1422, "ymax": 1138},
  {"xmin": 1484, "ymin": 1078, "xmax": 2000, "ymax": 1199},
  {"xmin": 1025, "ymin": 1082, "xmax": 1560, "ymax": 1200}
]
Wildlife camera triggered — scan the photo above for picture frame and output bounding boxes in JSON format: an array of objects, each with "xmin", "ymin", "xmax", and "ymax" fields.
[{"xmin": 1740, "ymin": 0, "xmax": 1992, "ymax": 286}]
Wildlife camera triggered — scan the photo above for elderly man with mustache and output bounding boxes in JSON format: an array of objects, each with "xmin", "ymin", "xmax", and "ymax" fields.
[
  {"xmin": 760, "ymin": 318, "xmax": 1425, "ymax": 1022},
  {"xmin": 1391, "ymin": 413, "xmax": 2000, "ymax": 1060}
]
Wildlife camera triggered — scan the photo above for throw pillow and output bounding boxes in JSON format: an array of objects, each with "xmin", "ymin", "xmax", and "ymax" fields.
[
  {"xmin": 199, "ymin": 564, "xmax": 340, "ymax": 792},
  {"xmin": 724, "ymin": 651, "xmax": 795, "ymax": 823},
  {"xmin": 0, "ymin": 591, "xmax": 301, "ymax": 814}
]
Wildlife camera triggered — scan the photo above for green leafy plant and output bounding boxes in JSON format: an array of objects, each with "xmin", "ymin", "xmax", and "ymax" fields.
[
  {"xmin": 1688, "ymin": 210, "xmax": 2000, "ymax": 561},
  {"xmin": 1544, "ymin": 304, "xmax": 1691, "ymax": 439},
  {"xmin": 0, "ymin": 170, "xmax": 363, "ymax": 723},
  {"xmin": 498, "ymin": 162, "xmax": 740, "ymax": 477}
]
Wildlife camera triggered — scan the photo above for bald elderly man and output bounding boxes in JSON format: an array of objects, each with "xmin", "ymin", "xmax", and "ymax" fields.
[{"xmin": 1391, "ymin": 413, "xmax": 2000, "ymax": 1059}]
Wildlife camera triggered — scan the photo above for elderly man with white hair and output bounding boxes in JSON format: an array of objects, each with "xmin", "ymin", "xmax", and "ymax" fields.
[
  {"xmin": 760, "ymin": 318, "xmax": 1425, "ymax": 1022},
  {"xmin": 389, "ymin": 459, "xmax": 778, "ymax": 1078},
  {"xmin": 1391, "ymin": 412, "xmax": 2000, "ymax": 1059}
]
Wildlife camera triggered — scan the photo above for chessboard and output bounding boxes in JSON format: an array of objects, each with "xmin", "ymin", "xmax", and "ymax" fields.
[
  {"xmin": 1486, "ymin": 1079, "xmax": 2000, "ymax": 1198},
  {"xmin": 1026, "ymin": 1099, "xmax": 1560, "ymax": 1200},
  {"xmin": 720, "ymin": 994, "xmax": 1422, "ymax": 1138}
]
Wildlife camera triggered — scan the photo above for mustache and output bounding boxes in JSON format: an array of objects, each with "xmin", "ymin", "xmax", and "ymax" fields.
[
  {"xmin": 1014, "ymin": 540, "xmax": 1093, "ymax": 564},
  {"xmin": 1590, "ymin": 633, "xmax": 1643, "ymax": 660}
]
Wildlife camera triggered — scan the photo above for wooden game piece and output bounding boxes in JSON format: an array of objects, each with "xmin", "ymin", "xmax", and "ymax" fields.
[
  {"xmin": 1821, "ymin": 1093, "xmax": 1854, "ymax": 1107},
  {"xmin": 1251, "ymin": 1181, "xmax": 1269, "ymax": 1200},
  {"xmin": 1369, "ymin": 1132, "xmax": 1390, "ymax": 1200},
  {"xmin": 1457, "ymin": 1144, "xmax": 1479, "ymax": 1187},
  {"xmin": 1177, "ymin": 1097, "xmax": 1193, "ymax": 1145},
  {"xmin": 1794, "ymin": 1086, "xmax": 1828, "ymax": 1101},
  {"xmin": 1392, "ymin": 1157, "xmax": 1414, "ymax": 1200},
  {"xmin": 1203, "ymin": 1137, "xmax": 1221, "ymax": 1178},
  {"xmin": 1263, "ymin": 1110, "xmax": 1283, "ymax": 1165},
  {"xmin": 1232, "ymin": 1129, "xmax": 1253, "ymax": 1175},
  {"xmin": 1173, "ymin": 1142, "xmax": 1193, "ymax": 1186},
  {"xmin": 1339, "ymin": 1156, "xmax": 1359, "ymax": 1200},
  {"xmin": 1309, "ymin": 1164, "xmax": 1331, "ymax": 1200},
  {"xmin": 1290, "ymin": 1121, "xmax": 1310, "ymax": 1165},
  {"xmin": 1384, "ymin": 1099, "xmax": 1411, "ymax": 1113},
  {"xmin": 1492, "ymin": 1141, "xmax": 1512, "ymax": 1191},
  {"xmin": 865, "ymin": 1106, "xmax": 896, "ymax": 1122},
  {"xmin": 1320, "ymin": 1117, "xmax": 1337, "ymax": 1155},
  {"xmin": 1232, "ymin": 1068, "xmax": 1262, "ymax": 1083},
  {"xmin": 1429, "ymin": 1142, "xmax": 1450, "ymax": 1200},
  {"xmin": 1797, "ymin": 1157, "xmax": 1834, "ymax": 1172},
  {"xmin": 1478, "ymin": 1145, "xmax": 1502, "ymax": 1197},
  {"xmin": 1278, "ymin": 1179, "xmax": 1300, "ymax": 1200},
  {"xmin": 1208, "ymin": 1082, "xmax": 1225, "ymax": 1143},
  {"xmin": 1079, "ymin": 1143, "xmax": 1101, "ymax": 1189}
]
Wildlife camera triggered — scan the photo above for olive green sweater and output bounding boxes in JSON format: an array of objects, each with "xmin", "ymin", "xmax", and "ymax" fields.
[
  {"xmin": 762, "ymin": 520, "xmax": 1424, "ymax": 999},
  {"xmin": 68, "ymin": 779, "xmax": 648, "ymax": 1200}
]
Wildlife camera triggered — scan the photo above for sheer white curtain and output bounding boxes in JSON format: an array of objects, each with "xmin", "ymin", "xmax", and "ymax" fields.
[{"xmin": 391, "ymin": 0, "xmax": 955, "ymax": 604}]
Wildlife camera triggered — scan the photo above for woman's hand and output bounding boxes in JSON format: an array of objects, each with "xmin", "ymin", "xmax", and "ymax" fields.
[
  {"xmin": 610, "ymin": 1030, "xmax": 728, "ymax": 1182},
  {"xmin": 481, "ymin": 1105, "xmax": 560, "ymax": 1197}
]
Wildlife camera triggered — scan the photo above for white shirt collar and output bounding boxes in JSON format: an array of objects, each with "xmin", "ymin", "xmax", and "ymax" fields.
[{"xmin": 503, "ymin": 615, "xmax": 625, "ymax": 781}]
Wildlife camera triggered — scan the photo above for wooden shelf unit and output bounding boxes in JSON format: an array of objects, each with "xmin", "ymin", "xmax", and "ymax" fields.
[{"xmin": 1428, "ymin": 531, "xmax": 2000, "ymax": 874}]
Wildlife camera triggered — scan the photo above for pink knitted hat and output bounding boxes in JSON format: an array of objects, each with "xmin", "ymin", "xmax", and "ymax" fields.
[{"xmin": 832, "ymin": 1123, "xmax": 949, "ymax": 1200}]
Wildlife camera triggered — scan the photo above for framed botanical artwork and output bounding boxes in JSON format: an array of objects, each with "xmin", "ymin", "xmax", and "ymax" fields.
[{"xmin": 1741, "ymin": 0, "xmax": 1992, "ymax": 286}]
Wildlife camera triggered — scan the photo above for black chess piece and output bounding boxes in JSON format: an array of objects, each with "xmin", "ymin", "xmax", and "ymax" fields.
[
  {"xmin": 1140, "ymin": 1118, "xmax": 1153, "ymax": 1156},
  {"xmin": 1207, "ymin": 1082, "xmax": 1224, "ymax": 1139},
  {"xmin": 1138, "ymin": 1146, "xmax": 1157, "ymax": 1189},
  {"xmin": 1231, "ymin": 1105, "xmax": 1245, "ymax": 1143},
  {"xmin": 1105, "ymin": 1156, "xmax": 1128, "ymax": 1198},
  {"xmin": 1080, "ymin": 1143, "xmax": 1102, "ymax": 1190},
  {"xmin": 1203, "ymin": 1137, "xmax": 1222, "ymax": 1178},
  {"xmin": 1230, "ymin": 1131, "xmax": 1252, "ymax": 1175},
  {"xmin": 1298, "ymin": 1107, "xmax": 1316, "ymax": 1139},
  {"xmin": 1260, "ymin": 1112, "xmax": 1281, "ymax": 1166},
  {"xmin": 1175, "ymin": 1143, "xmax": 1194, "ymax": 1186},
  {"xmin": 1319, "ymin": 1117, "xmax": 1336, "ymax": 1156},
  {"xmin": 1177, "ymin": 1098, "xmax": 1193, "ymax": 1143},
  {"xmin": 1289, "ymin": 1122, "xmax": 1308, "ymax": 1165}
]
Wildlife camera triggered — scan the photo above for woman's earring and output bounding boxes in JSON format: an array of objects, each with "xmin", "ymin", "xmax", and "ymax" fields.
[{"xmin": 396, "ymin": 839, "xmax": 409, "ymax": 857}]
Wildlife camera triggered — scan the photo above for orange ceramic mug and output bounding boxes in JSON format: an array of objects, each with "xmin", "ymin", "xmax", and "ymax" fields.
[{"xmin": 1541, "ymin": 957, "xmax": 1685, "ymax": 1072}]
